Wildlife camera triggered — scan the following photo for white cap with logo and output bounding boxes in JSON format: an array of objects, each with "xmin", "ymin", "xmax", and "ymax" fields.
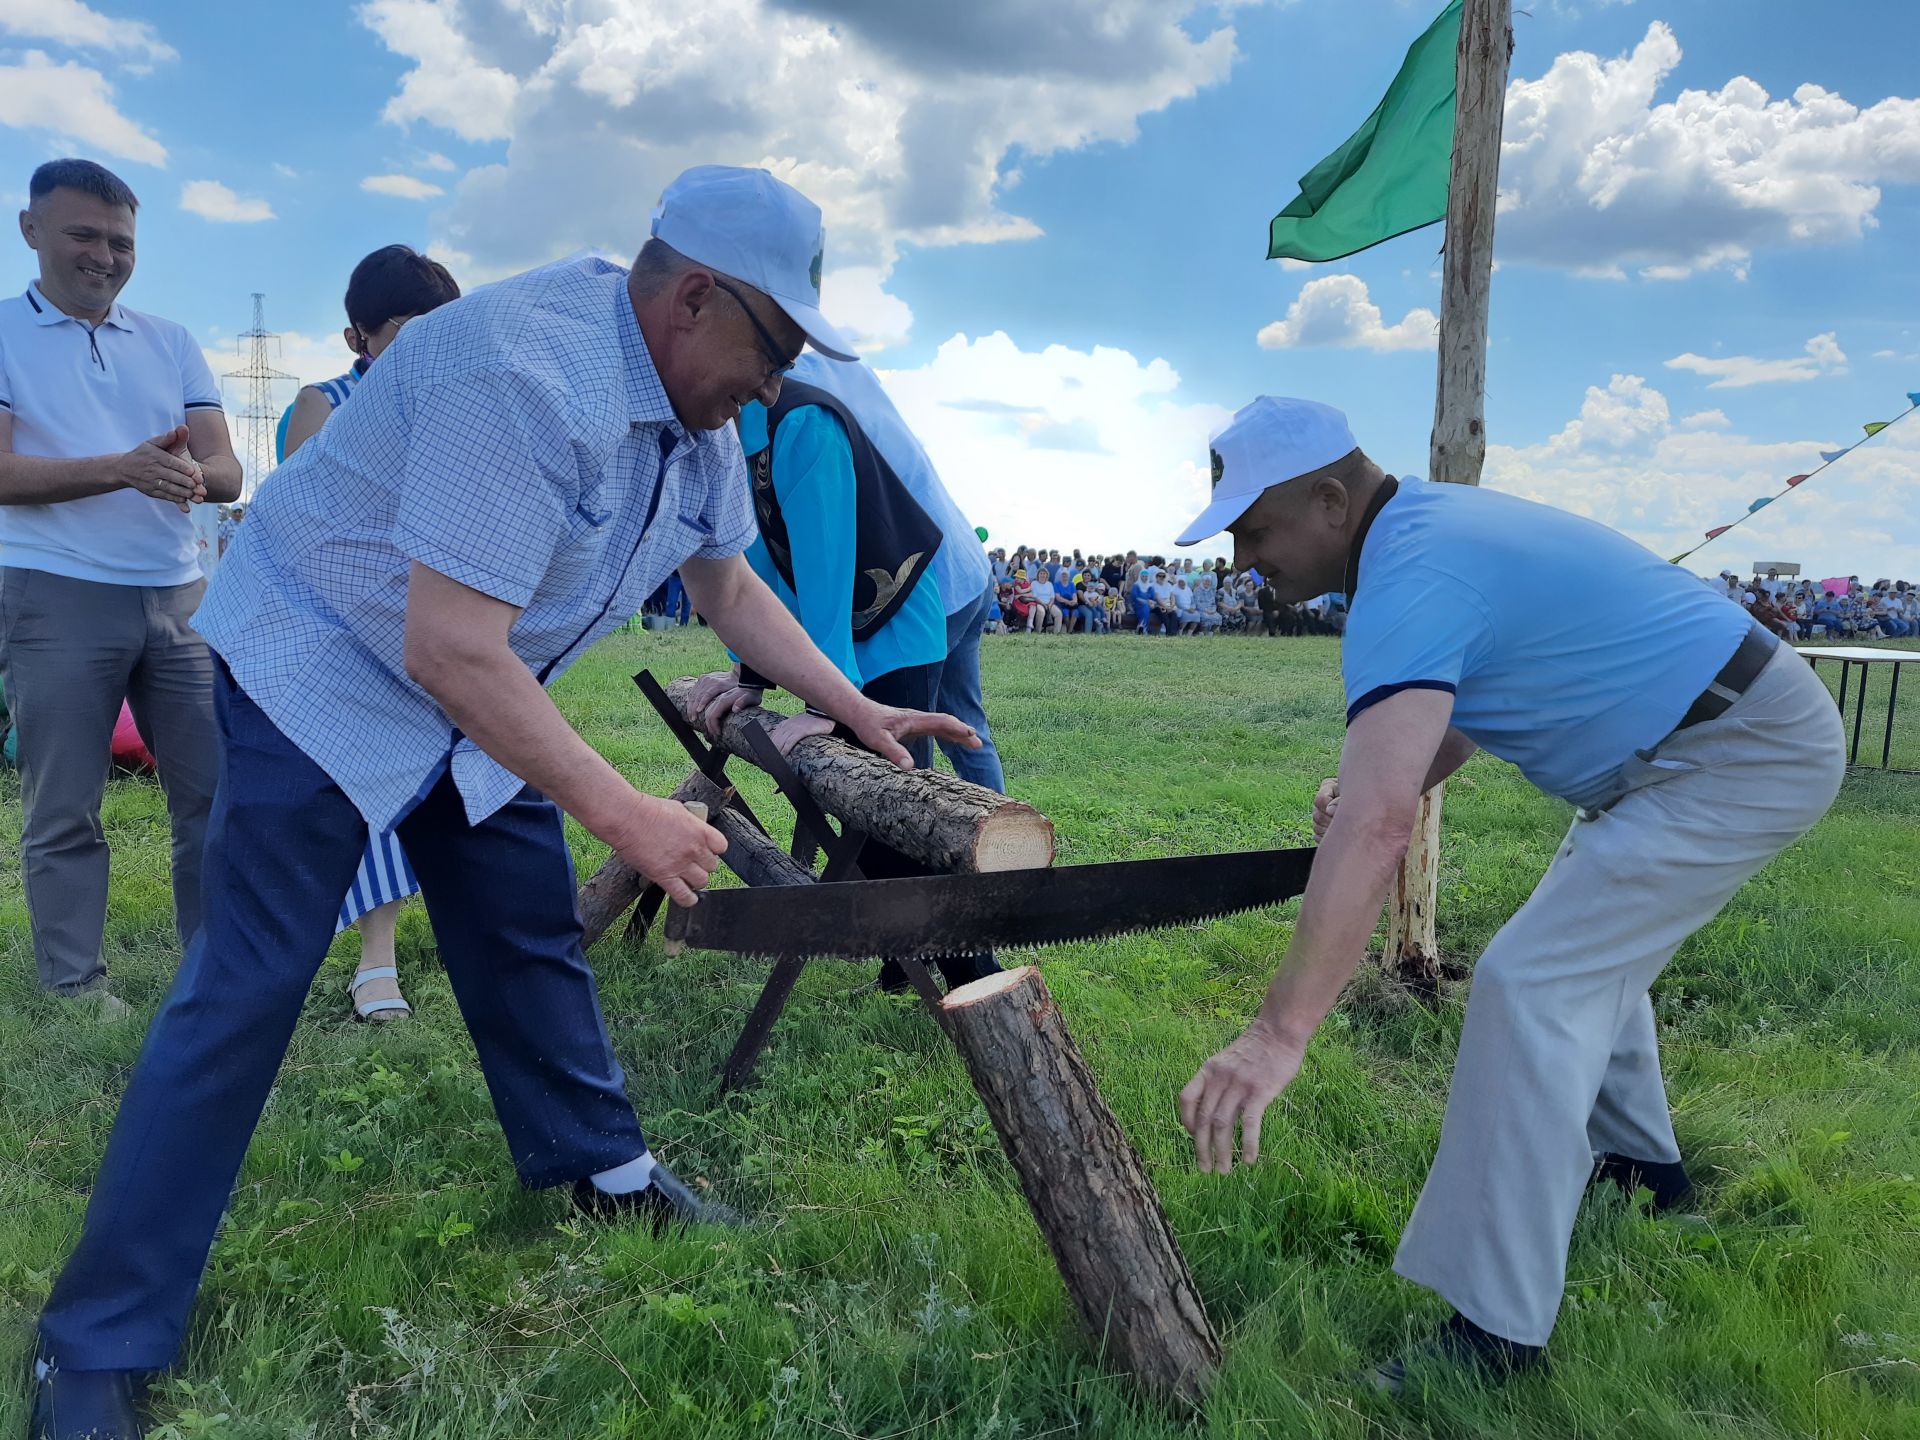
[
  {"xmin": 1176, "ymin": 396, "xmax": 1358, "ymax": 546},
  {"xmin": 650, "ymin": 164, "xmax": 858, "ymax": 363}
]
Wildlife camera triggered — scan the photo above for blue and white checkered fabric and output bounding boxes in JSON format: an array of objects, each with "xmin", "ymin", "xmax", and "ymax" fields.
[{"xmin": 197, "ymin": 257, "xmax": 755, "ymax": 830}]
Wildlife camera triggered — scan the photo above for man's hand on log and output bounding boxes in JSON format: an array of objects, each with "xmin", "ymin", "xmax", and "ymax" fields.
[
  {"xmin": 683, "ymin": 668, "xmax": 765, "ymax": 739},
  {"xmin": 603, "ymin": 792, "xmax": 727, "ymax": 907},
  {"xmin": 770, "ymin": 711, "xmax": 835, "ymax": 756},
  {"xmin": 1178, "ymin": 1019, "xmax": 1306, "ymax": 1173},
  {"xmin": 1312, "ymin": 777, "xmax": 1339, "ymax": 842},
  {"xmin": 845, "ymin": 700, "xmax": 980, "ymax": 771}
]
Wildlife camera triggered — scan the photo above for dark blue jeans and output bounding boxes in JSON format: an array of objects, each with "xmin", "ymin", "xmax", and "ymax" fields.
[
  {"xmin": 40, "ymin": 665, "xmax": 647, "ymax": 1371},
  {"xmin": 934, "ymin": 591, "xmax": 1004, "ymax": 792}
]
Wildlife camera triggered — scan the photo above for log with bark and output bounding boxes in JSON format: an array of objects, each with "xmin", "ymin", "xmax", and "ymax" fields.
[
  {"xmin": 663, "ymin": 677, "xmax": 1054, "ymax": 875},
  {"xmin": 577, "ymin": 771, "xmax": 814, "ymax": 949},
  {"xmin": 941, "ymin": 966, "xmax": 1221, "ymax": 1407}
]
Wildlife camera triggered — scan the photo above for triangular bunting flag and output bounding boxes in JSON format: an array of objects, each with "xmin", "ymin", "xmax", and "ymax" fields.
[
  {"xmin": 1705, "ymin": 525, "xmax": 1731, "ymax": 539},
  {"xmin": 1820, "ymin": 448, "xmax": 1849, "ymax": 462},
  {"xmin": 1863, "ymin": 421, "xmax": 1888, "ymax": 436},
  {"xmin": 1784, "ymin": 473, "xmax": 1809, "ymax": 487},
  {"xmin": 1908, "ymin": 392, "xmax": 1920, "ymax": 407},
  {"xmin": 1748, "ymin": 497, "xmax": 1772, "ymax": 513}
]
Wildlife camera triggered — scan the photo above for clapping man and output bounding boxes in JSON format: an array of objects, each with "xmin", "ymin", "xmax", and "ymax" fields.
[{"xmin": 0, "ymin": 159, "xmax": 242, "ymax": 1014}]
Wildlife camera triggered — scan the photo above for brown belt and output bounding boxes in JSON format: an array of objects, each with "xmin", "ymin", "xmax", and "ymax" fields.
[{"xmin": 1671, "ymin": 623, "xmax": 1778, "ymax": 734}]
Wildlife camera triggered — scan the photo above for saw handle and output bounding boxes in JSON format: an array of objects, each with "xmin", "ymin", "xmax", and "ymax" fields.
[{"xmin": 661, "ymin": 800, "xmax": 708, "ymax": 957}]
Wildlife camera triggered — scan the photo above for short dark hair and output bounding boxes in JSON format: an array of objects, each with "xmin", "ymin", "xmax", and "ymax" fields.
[
  {"xmin": 29, "ymin": 158, "xmax": 139, "ymax": 211},
  {"xmin": 629, "ymin": 236, "xmax": 699, "ymax": 298},
  {"xmin": 344, "ymin": 245, "xmax": 460, "ymax": 334}
]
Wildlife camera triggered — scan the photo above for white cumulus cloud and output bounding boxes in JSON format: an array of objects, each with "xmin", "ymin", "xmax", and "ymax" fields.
[
  {"xmin": 361, "ymin": 173, "xmax": 445, "ymax": 200},
  {"xmin": 1487, "ymin": 374, "xmax": 1918, "ymax": 582},
  {"xmin": 355, "ymin": 0, "xmax": 521, "ymax": 143},
  {"xmin": 0, "ymin": 0, "xmax": 175, "ymax": 60},
  {"xmin": 1543, "ymin": 372, "xmax": 1671, "ymax": 452},
  {"xmin": 0, "ymin": 50, "xmax": 165, "ymax": 165},
  {"xmin": 1665, "ymin": 332, "xmax": 1848, "ymax": 389},
  {"xmin": 820, "ymin": 266, "xmax": 914, "ymax": 355},
  {"xmin": 1256, "ymin": 274, "xmax": 1437, "ymax": 352},
  {"xmin": 877, "ymin": 330, "xmax": 1233, "ymax": 554},
  {"xmin": 1498, "ymin": 22, "xmax": 1920, "ymax": 277},
  {"xmin": 355, "ymin": 0, "xmax": 1241, "ymax": 338},
  {"xmin": 180, "ymin": 179, "xmax": 274, "ymax": 223}
]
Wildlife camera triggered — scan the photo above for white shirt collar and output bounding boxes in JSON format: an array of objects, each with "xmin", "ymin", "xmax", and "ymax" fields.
[{"xmin": 25, "ymin": 280, "xmax": 132, "ymax": 331}]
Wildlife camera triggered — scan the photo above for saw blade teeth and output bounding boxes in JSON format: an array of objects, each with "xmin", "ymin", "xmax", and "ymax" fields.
[{"xmin": 677, "ymin": 899, "xmax": 1285, "ymax": 962}]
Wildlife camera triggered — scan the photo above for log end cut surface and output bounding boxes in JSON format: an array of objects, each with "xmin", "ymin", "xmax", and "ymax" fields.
[
  {"xmin": 944, "ymin": 967, "xmax": 1035, "ymax": 1008},
  {"xmin": 973, "ymin": 808, "xmax": 1056, "ymax": 873}
]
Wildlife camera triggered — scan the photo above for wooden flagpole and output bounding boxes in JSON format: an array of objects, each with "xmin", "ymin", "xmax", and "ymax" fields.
[{"xmin": 1384, "ymin": 0, "xmax": 1513, "ymax": 988}]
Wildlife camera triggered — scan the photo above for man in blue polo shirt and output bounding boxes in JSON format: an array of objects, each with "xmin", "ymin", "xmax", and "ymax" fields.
[
  {"xmin": 1173, "ymin": 397, "xmax": 1843, "ymax": 1391},
  {"xmin": 0, "ymin": 158, "xmax": 243, "ymax": 1011}
]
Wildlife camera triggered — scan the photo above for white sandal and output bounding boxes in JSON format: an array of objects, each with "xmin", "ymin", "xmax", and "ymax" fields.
[{"xmin": 349, "ymin": 965, "xmax": 413, "ymax": 1023}]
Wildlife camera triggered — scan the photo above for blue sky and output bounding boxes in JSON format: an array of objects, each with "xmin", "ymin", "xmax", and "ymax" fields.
[{"xmin": 3, "ymin": 0, "xmax": 1916, "ymax": 577}]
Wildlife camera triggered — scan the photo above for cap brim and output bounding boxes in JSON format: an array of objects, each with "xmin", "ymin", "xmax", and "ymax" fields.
[
  {"xmin": 769, "ymin": 291, "xmax": 858, "ymax": 363},
  {"xmin": 1175, "ymin": 492, "xmax": 1255, "ymax": 547}
]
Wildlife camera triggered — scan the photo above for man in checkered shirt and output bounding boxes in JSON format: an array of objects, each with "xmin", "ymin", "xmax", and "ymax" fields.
[{"xmin": 32, "ymin": 167, "xmax": 978, "ymax": 1439}]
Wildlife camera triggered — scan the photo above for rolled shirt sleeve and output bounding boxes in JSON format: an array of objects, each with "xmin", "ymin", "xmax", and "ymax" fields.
[
  {"xmin": 392, "ymin": 369, "xmax": 579, "ymax": 608},
  {"xmin": 1342, "ymin": 566, "xmax": 1497, "ymax": 725}
]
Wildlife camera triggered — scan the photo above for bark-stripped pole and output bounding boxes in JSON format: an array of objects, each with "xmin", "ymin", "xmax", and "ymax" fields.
[{"xmin": 1387, "ymin": 0, "xmax": 1513, "ymax": 987}]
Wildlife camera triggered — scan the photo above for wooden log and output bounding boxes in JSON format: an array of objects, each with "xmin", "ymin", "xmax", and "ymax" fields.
[
  {"xmin": 941, "ymin": 967, "xmax": 1220, "ymax": 1407},
  {"xmin": 664, "ymin": 677, "xmax": 1054, "ymax": 874},
  {"xmin": 1394, "ymin": 0, "xmax": 1513, "ymax": 980},
  {"xmin": 1382, "ymin": 783, "xmax": 1443, "ymax": 993},
  {"xmin": 1428, "ymin": 0, "xmax": 1511, "ymax": 489},
  {"xmin": 577, "ymin": 771, "xmax": 814, "ymax": 949}
]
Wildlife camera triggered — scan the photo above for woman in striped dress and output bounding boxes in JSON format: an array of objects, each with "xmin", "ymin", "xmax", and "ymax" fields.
[{"xmin": 276, "ymin": 245, "xmax": 460, "ymax": 1020}]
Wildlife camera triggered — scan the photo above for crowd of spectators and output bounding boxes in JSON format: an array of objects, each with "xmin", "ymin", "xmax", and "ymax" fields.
[
  {"xmin": 980, "ymin": 546, "xmax": 1346, "ymax": 638},
  {"xmin": 643, "ymin": 553, "xmax": 1920, "ymax": 650},
  {"xmin": 1714, "ymin": 569, "xmax": 1917, "ymax": 641}
]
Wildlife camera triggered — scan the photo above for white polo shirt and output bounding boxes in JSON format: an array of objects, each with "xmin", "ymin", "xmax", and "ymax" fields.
[{"xmin": 0, "ymin": 281, "xmax": 224, "ymax": 586}]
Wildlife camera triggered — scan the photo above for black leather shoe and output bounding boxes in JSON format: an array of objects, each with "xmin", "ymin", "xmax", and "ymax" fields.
[
  {"xmin": 570, "ymin": 1163, "xmax": 744, "ymax": 1231},
  {"xmin": 29, "ymin": 1361, "xmax": 145, "ymax": 1440},
  {"xmin": 1593, "ymin": 1152, "xmax": 1695, "ymax": 1212},
  {"xmin": 1363, "ymin": 1314, "xmax": 1545, "ymax": 1397}
]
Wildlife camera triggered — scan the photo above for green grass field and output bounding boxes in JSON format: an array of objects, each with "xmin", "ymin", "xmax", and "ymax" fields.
[{"xmin": 3, "ymin": 629, "xmax": 1918, "ymax": 1439}]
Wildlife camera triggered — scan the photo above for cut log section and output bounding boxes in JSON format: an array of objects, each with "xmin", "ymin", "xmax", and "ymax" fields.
[
  {"xmin": 577, "ymin": 771, "xmax": 813, "ymax": 949},
  {"xmin": 663, "ymin": 677, "xmax": 1053, "ymax": 874},
  {"xmin": 941, "ymin": 966, "xmax": 1220, "ymax": 1407}
]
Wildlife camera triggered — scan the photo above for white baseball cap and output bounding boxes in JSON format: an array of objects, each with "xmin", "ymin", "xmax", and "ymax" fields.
[
  {"xmin": 1176, "ymin": 396, "xmax": 1358, "ymax": 547},
  {"xmin": 650, "ymin": 165, "xmax": 857, "ymax": 363}
]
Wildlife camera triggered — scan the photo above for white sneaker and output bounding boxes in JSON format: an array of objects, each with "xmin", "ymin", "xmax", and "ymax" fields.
[{"xmin": 71, "ymin": 988, "xmax": 133, "ymax": 1022}]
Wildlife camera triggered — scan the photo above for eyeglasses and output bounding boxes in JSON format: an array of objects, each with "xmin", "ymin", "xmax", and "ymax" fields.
[{"xmin": 712, "ymin": 277, "xmax": 799, "ymax": 385}]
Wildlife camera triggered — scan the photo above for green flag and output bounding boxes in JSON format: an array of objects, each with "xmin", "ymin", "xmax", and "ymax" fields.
[{"xmin": 1267, "ymin": 0, "xmax": 1461, "ymax": 263}]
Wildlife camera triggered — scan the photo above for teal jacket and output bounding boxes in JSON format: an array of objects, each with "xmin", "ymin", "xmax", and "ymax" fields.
[{"xmin": 735, "ymin": 401, "xmax": 945, "ymax": 689}]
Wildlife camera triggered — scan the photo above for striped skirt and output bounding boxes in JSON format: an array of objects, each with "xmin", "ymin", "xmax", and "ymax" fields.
[{"xmin": 336, "ymin": 828, "xmax": 420, "ymax": 932}]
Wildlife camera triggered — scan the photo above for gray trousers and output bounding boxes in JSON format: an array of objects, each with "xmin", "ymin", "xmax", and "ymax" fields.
[
  {"xmin": 1394, "ymin": 644, "xmax": 1845, "ymax": 1345},
  {"xmin": 0, "ymin": 568, "xmax": 219, "ymax": 992}
]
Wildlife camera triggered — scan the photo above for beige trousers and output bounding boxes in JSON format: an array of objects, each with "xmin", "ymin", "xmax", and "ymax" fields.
[{"xmin": 1393, "ymin": 644, "xmax": 1845, "ymax": 1344}]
